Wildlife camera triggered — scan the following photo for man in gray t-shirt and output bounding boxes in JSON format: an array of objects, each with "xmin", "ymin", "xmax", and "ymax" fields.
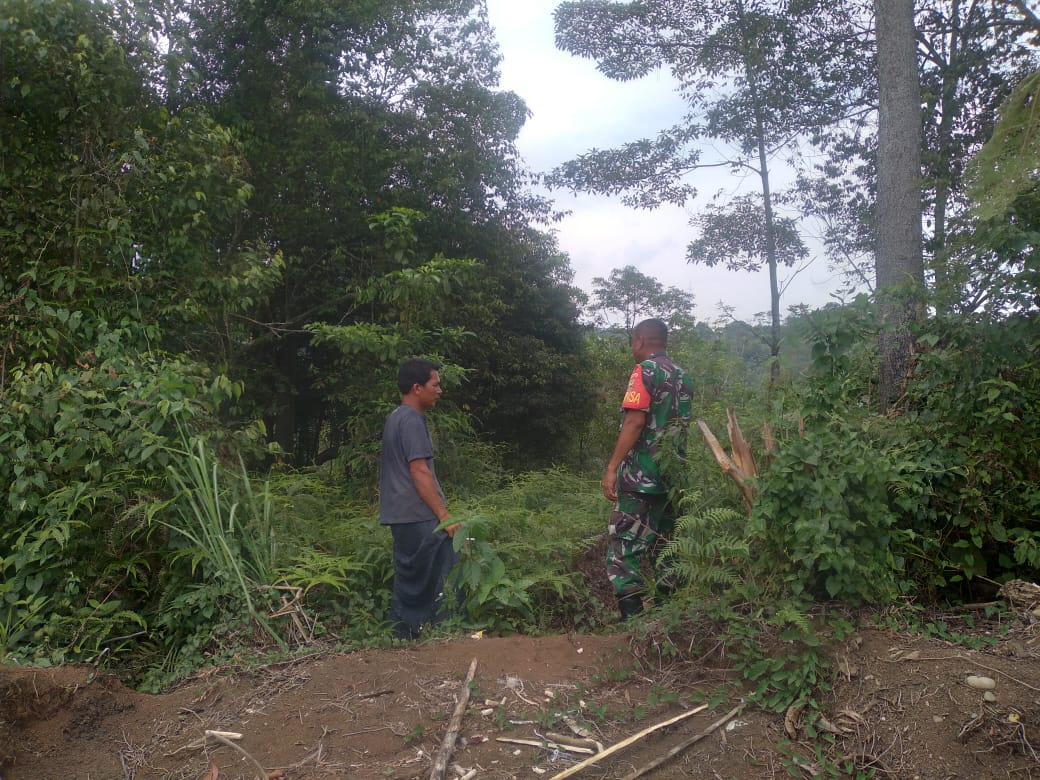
[{"xmin": 378, "ymin": 359, "xmax": 461, "ymax": 640}]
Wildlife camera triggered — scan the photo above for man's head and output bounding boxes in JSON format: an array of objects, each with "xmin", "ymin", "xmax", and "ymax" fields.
[
  {"xmin": 398, "ymin": 358, "xmax": 443, "ymax": 411},
  {"xmin": 630, "ymin": 318, "xmax": 668, "ymax": 361}
]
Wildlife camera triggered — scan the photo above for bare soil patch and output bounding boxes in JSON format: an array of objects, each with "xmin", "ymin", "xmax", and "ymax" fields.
[{"xmin": 4, "ymin": 609, "xmax": 1040, "ymax": 780}]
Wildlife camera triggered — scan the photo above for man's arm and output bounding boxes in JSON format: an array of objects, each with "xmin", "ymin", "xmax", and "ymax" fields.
[
  {"xmin": 408, "ymin": 458, "xmax": 462, "ymax": 537},
  {"xmin": 601, "ymin": 409, "xmax": 647, "ymax": 502}
]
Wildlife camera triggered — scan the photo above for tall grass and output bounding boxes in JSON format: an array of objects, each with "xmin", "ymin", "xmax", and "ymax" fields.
[{"xmin": 161, "ymin": 430, "xmax": 280, "ymax": 643}]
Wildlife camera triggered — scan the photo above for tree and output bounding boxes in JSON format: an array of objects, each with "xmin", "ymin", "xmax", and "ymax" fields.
[
  {"xmin": 155, "ymin": 0, "xmax": 590, "ymax": 464},
  {"xmin": 0, "ymin": 0, "xmax": 279, "ymax": 666},
  {"xmin": 550, "ymin": 0, "xmax": 864, "ymax": 382},
  {"xmin": 0, "ymin": 0, "xmax": 277, "ymax": 372},
  {"xmin": 588, "ymin": 265, "xmax": 695, "ymax": 331},
  {"xmin": 874, "ymin": 0, "xmax": 924, "ymax": 412},
  {"xmin": 798, "ymin": 0, "xmax": 1040, "ymax": 313},
  {"xmin": 963, "ymin": 68, "xmax": 1040, "ymax": 312}
]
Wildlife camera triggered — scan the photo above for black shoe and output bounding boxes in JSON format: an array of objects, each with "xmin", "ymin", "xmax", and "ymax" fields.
[{"xmin": 617, "ymin": 594, "xmax": 644, "ymax": 620}]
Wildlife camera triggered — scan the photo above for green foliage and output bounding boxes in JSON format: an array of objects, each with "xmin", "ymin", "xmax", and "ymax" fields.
[
  {"xmin": 161, "ymin": 429, "xmax": 279, "ymax": 637},
  {"xmin": 902, "ymin": 312, "xmax": 1040, "ymax": 588},
  {"xmin": 750, "ymin": 298, "xmax": 1040, "ymax": 602},
  {"xmin": 877, "ymin": 605, "xmax": 1003, "ymax": 651},
  {"xmin": 443, "ymin": 471, "xmax": 608, "ymax": 632},
  {"xmin": 0, "ymin": 0, "xmax": 278, "ymax": 373},
  {"xmin": 750, "ymin": 418, "xmax": 908, "ymax": 603},
  {"xmin": 686, "ymin": 195, "xmax": 809, "ymax": 272},
  {"xmin": 587, "ymin": 265, "xmax": 695, "ymax": 331},
  {"xmin": 0, "ymin": 329, "xmax": 254, "ymax": 667},
  {"xmin": 661, "ymin": 498, "xmax": 748, "ymax": 593},
  {"xmin": 732, "ymin": 608, "xmax": 833, "ymax": 714},
  {"xmin": 967, "ymin": 69, "xmax": 1040, "ymax": 222},
  {"xmin": 274, "ymin": 550, "xmax": 364, "ymax": 597}
]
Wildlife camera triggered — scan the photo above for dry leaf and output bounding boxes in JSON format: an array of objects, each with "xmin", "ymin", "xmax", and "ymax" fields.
[
  {"xmin": 784, "ymin": 703, "xmax": 804, "ymax": 739},
  {"xmin": 198, "ymin": 760, "xmax": 219, "ymax": 780}
]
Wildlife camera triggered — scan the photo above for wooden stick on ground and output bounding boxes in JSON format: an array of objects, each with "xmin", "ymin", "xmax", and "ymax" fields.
[
  {"xmin": 495, "ymin": 737, "xmax": 596, "ymax": 755},
  {"xmin": 620, "ymin": 702, "xmax": 745, "ymax": 780},
  {"xmin": 428, "ymin": 658, "xmax": 478, "ymax": 780},
  {"xmin": 546, "ymin": 704, "xmax": 708, "ymax": 780}
]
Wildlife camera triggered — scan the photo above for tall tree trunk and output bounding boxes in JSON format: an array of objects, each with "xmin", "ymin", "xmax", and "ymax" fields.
[
  {"xmin": 738, "ymin": 0, "xmax": 782, "ymax": 386},
  {"xmin": 875, "ymin": 0, "xmax": 924, "ymax": 414},
  {"xmin": 925, "ymin": 0, "xmax": 967, "ymax": 311}
]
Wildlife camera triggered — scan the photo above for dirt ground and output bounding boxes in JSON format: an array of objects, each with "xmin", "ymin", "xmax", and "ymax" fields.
[{"xmin": 4, "ymin": 604, "xmax": 1040, "ymax": 780}]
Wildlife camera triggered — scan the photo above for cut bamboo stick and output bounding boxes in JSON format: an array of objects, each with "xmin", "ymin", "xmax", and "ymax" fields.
[
  {"xmin": 495, "ymin": 737, "xmax": 595, "ymax": 755},
  {"xmin": 546, "ymin": 704, "xmax": 708, "ymax": 780},
  {"xmin": 620, "ymin": 702, "xmax": 745, "ymax": 780}
]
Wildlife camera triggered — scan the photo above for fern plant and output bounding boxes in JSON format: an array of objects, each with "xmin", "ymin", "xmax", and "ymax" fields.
[{"xmin": 660, "ymin": 493, "xmax": 749, "ymax": 595}]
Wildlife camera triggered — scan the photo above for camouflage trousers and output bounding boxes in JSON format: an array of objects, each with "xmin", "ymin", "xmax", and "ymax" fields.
[{"xmin": 606, "ymin": 492, "xmax": 675, "ymax": 598}]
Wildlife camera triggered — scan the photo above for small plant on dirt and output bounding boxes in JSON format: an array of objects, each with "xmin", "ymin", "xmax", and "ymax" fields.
[
  {"xmin": 646, "ymin": 686, "xmax": 679, "ymax": 707},
  {"xmin": 878, "ymin": 604, "xmax": 1002, "ymax": 650},
  {"xmin": 580, "ymin": 700, "xmax": 610, "ymax": 725},
  {"xmin": 494, "ymin": 706, "xmax": 509, "ymax": 729},
  {"xmin": 403, "ymin": 725, "xmax": 425, "ymax": 744}
]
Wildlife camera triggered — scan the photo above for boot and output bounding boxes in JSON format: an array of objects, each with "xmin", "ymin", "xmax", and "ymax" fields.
[
  {"xmin": 617, "ymin": 594, "xmax": 644, "ymax": 621},
  {"xmin": 653, "ymin": 580, "xmax": 676, "ymax": 607}
]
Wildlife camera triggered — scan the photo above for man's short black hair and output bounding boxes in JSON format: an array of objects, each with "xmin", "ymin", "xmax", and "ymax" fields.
[
  {"xmin": 634, "ymin": 318, "xmax": 668, "ymax": 345},
  {"xmin": 397, "ymin": 359, "xmax": 442, "ymax": 395}
]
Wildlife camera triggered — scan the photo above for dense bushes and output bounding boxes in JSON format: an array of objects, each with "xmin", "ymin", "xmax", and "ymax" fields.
[
  {"xmin": 0, "ymin": 325, "xmax": 256, "ymax": 668},
  {"xmin": 748, "ymin": 303, "xmax": 1040, "ymax": 604}
]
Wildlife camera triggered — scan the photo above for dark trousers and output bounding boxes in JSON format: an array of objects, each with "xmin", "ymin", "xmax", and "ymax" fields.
[{"xmin": 388, "ymin": 518, "xmax": 459, "ymax": 639}]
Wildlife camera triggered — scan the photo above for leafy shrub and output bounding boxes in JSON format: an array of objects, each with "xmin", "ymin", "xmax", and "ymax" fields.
[
  {"xmin": 0, "ymin": 327, "xmax": 250, "ymax": 667},
  {"xmin": 903, "ymin": 312, "xmax": 1040, "ymax": 587},
  {"xmin": 444, "ymin": 470, "xmax": 608, "ymax": 632},
  {"xmin": 753, "ymin": 300, "xmax": 1040, "ymax": 604}
]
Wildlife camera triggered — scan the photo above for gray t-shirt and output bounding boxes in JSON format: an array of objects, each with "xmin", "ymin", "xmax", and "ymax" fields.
[{"xmin": 378, "ymin": 404, "xmax": 445, "ymax": 526}]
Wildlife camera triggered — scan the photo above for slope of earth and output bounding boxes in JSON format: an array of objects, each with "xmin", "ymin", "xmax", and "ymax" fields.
[{"xmin": 3, "ymin": 618, "xmax": 1040, "ymax": 780}]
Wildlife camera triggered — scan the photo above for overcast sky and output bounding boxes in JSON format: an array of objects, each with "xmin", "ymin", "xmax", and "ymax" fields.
[{"xmin": 484, "ymin": 0, "xmax": 852, "ymax": 323}]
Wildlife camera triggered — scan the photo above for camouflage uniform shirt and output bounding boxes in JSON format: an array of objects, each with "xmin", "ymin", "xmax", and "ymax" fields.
[{"xmin": 616, "ymin": 352, "xmax": 693, "ymax": 494}]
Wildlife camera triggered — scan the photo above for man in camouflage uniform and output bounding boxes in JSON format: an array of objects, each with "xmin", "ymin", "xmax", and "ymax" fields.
[{"xmin": 602, "ymin": 318, "xmax": 693, "ymax": 619}]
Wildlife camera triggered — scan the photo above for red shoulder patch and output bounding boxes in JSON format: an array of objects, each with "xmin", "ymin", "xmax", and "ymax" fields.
[{"xmin": 621, "ymin": 365, "xmax": 650, "ymax": 410}]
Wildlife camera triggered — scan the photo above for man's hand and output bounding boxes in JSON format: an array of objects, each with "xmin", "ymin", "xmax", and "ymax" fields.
[
  {"xmin": 444, "ymin": 522, "xmax": 462, "ymax": 538},
  {"xmin": 602, "ymin": 409, "xmax": 645, "ymax": 503},
  {"xmin": 601, "ymin": 470, "xmax": 618, "ymax": 502}
]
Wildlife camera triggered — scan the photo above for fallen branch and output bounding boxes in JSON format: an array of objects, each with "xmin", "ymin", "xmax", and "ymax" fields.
[
  {"xmin": 547, "ymin": 703, "xmax": 708, "ymax": 780},
  {"xmin": 165, "ymin": 730, "xmax": 244, "ymax": 757},
  {"xmin": 205, "ymin": 730, "xmax": 268, "ymax": 779},
  {"xmin": 428, "ymin": 658, "xmax": 478, "ymax": 780},
  {"xmin": 620, "ymin": 702, "xmax": 745, "ymax": 780}
]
